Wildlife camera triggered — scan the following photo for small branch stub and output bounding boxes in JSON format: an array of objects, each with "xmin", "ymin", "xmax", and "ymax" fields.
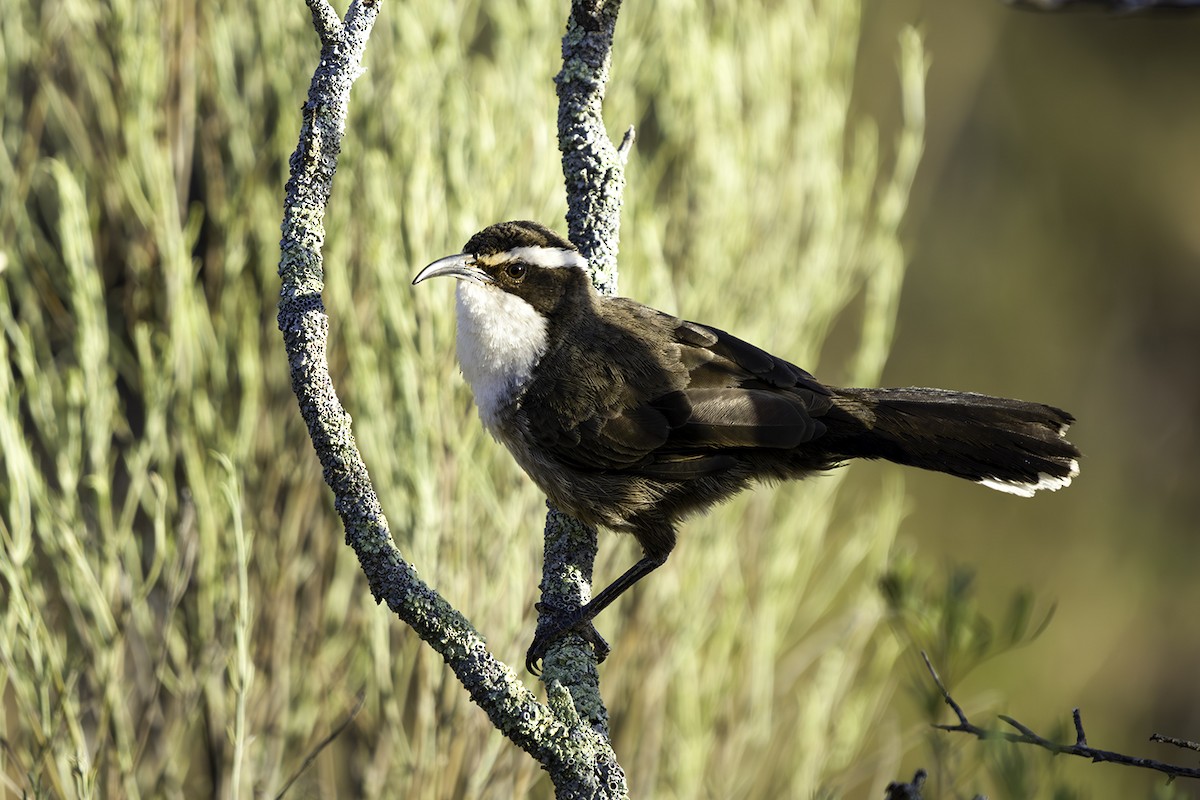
[{"xmin": 616, "ymin": 125, "xmax": 636, "ymax": 164}]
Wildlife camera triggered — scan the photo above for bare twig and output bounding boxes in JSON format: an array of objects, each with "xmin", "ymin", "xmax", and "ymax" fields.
[
  {"xmin": 1150, "ymin": 733, "xmax": 1200, "ymax": 753},
  {"xmin": 921, "ymin": 652, "xmax": 1200, "ymax": 782},
  {"xmin": 920, "ymin": 653, "xmax": 969, "ymax": 726}
]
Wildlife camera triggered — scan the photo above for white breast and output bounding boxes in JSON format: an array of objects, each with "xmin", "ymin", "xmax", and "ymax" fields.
[{"xmin": 454, "ymin": 281, "xmax": 549, "ymax": 431}]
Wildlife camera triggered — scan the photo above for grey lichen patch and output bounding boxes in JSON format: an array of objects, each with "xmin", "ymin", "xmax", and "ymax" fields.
[{"xmin": 556, "ymin": 56, "xmax": 598, "ymax": 86}]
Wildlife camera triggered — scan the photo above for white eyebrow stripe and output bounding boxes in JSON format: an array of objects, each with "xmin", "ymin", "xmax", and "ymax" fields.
[{"xmin": 481, "ymin": 246, "xmax": 587, "ymax": 270}]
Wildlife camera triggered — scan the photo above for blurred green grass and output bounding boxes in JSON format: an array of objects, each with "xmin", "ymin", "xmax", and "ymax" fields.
[{"xmin": 0, "ymin": 0, "xmax": 1055, "ymax": 797}]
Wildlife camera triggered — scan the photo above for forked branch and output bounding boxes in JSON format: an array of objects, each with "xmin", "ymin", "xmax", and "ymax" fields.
[{"xmin": 277, "ymin": 1, "xmax": 626, "ymax": 797}]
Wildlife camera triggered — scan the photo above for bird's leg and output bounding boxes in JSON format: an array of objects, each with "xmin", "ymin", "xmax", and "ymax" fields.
[
  {"xmin": 530, "ymin": 601, "xmax": 611, "ymax": 668},
  {"xmin": 526, "ymin": 551, "xmax": 668, "ymax": 674}
]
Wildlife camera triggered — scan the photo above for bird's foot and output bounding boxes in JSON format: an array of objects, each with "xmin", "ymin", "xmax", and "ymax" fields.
[{"xmin": 525, "ymin": 602, "xmax": 611, "ymax": 675}]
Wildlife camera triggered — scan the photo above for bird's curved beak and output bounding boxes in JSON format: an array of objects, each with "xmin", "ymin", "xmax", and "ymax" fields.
[{"xmin": 412, "ymin": 253, "xmax": 491, "ymax": 286}]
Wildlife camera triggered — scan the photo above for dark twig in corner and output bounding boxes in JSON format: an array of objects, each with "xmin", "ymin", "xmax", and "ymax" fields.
[
  {"xmin": 920, "ymin": 652, "xmax": 1200, "ymax": 783},
  {"xmin": 1007, "ymin": 0, "xmax": 1200, "ymax": 12}
]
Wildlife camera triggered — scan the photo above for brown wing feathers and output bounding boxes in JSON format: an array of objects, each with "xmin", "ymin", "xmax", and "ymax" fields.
[{"xmin": 524, "ymin": 311, "xmax": 833, "ymax": 475}]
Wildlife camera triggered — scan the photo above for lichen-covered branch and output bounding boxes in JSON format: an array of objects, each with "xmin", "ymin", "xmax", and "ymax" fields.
[
  {"xmin": 529, "ymin": 5, "xmax": 632, "ymax": 790},
  {"xmin": 276, "ymin": 2, "xmax": 623, "ymax": 795},
  {"xmin": 921, "ymin": 653, "xmax": 1200, "ymax": 783},
  {"xmin": 556, "ymin": 0, "xmax": 628, "ymax": 295}
]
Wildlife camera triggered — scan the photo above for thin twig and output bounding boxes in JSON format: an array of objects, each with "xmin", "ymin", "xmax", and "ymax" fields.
[
  {"xmin": 921, "ymin": 651, "xmax": 1200, "ymax": 782},
  {"xmin": 275, "ymin": 691, "xmax": 367, "ymax": 800},
  {"xmin": 998, "ymin": 714, "xmax": 1040, "ymax": 739},
  {"xmin": 920, "ymin": 651, "xmax": 968, "ymax": 725},
  {"xmin": 1150, "ymin": 733, "xmax": 1200, "ymax": 753}
]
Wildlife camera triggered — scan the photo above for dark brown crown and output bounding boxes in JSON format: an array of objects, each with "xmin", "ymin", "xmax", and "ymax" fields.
[{"xmin": 463, "ymin": 220, "xmax": 574, "ymax": 257}]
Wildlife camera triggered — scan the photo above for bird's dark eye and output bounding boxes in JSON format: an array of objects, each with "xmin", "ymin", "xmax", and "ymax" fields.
[{"xmin": 505, "ymin": 263, "xmax": 527, "ymax": 280}]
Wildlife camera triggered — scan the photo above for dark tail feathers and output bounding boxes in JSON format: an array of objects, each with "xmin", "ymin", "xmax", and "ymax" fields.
[{"xmin": 826, "ymin": 387, "xmax": 1080, "ymax": 496}]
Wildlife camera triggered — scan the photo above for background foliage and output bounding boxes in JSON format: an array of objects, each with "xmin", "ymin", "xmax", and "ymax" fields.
[
  {"xmin": 862, "ymin": 4, "xmax": 1200, "ymax": 798},
  {"xmin": 2, "ymin": 0, "xmax": 1197, "ymax": 798}
]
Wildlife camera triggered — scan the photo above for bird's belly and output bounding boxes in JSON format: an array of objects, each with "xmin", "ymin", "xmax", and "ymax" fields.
[{"xmin": 486, "ymin": 411, "xmax": 647, "ymax": 534}]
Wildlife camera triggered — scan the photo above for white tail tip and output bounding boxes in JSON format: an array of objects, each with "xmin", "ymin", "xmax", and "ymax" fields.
[{"xmin": 976, "ymin": 459, "xmax": 1079, "ymax": 497}]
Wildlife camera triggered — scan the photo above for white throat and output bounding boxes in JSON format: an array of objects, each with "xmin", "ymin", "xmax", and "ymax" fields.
[{"xmin": 455, "ymin": 281, "xmax": 548, "ymax": 431}]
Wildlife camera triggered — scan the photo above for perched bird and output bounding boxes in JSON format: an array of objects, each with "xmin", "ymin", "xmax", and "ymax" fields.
[{"xmin": 413, "ymin": 220, "xmax": 1080, "ymax": 672}]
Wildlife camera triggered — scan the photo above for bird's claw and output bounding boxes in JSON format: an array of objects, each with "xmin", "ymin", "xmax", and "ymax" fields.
[{"xmin": 525, "ymin": 603, "xmax": 611, "ymax": 675}]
